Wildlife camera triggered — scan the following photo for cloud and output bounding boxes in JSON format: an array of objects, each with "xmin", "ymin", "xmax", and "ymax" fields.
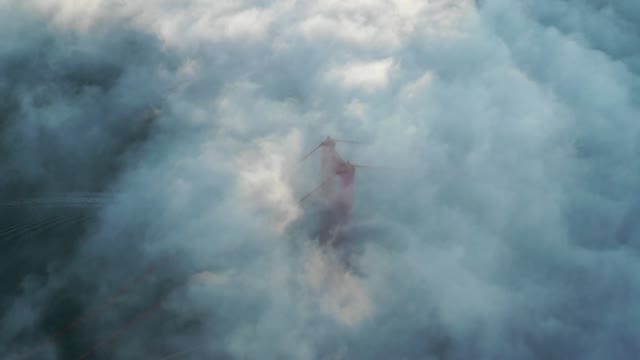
[
  {"xmin": 1, "ymin": 0, "xmax": 640, "ymax": 359},
  {"xmin": 326, "ymin": 58, "xmax": 395, "ymax": 92},
  {"xmin": 235, "ymin": 130, "xmax": 303, "ymax": 233}
]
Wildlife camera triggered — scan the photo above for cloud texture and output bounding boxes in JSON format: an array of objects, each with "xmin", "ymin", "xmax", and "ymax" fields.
[{"xmin": 1, "ymin": 0, "xmax": 640, "ymax": 359}]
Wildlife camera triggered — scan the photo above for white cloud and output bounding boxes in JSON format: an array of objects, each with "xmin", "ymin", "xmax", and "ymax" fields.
[
  {"xmin": 344, "ymin": 99, "xmax": 368, "ymax": 120},
  {"xmin": 303, "ymin": 246, "xmax": 372, "ymax": 327},
  {"xmin": 326, "ymin": 58, "xmax": 395, "ymax": 92},
  {"xmin": 235, "ymin": 131, "xmax": 303, "ymax": 234},
  {"xmin": 401, "ymin": 71, "xmax": 434, "ymax": 98},
  {"xmin": 299, "ymin": 0, "xmax": 473, "ymax": 48}
]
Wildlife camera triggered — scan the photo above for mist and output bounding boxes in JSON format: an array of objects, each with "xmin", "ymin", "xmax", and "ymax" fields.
[{"xmin": 1, "ymin": 0, "xmax": 640, "ymax": 359}]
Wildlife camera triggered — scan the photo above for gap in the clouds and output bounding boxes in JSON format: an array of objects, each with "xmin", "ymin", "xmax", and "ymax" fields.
[
  {"xmin": 0, "ymin": 8, "xmax": 191, "ymax": 358},
  {"xmin": 0, "ymin": 207, "xmax": 98, "ymax": 305}
]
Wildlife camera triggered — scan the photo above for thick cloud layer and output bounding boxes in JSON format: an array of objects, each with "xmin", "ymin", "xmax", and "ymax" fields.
[{"xmin": 1, "ymin": 0, "xmax": 640, "ymax": 359}]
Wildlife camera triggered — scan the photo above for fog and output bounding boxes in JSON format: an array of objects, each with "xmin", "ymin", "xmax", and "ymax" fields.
[{"xmin": 1, "ymin": 0, "xmax": 639, "ymax": 359}]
